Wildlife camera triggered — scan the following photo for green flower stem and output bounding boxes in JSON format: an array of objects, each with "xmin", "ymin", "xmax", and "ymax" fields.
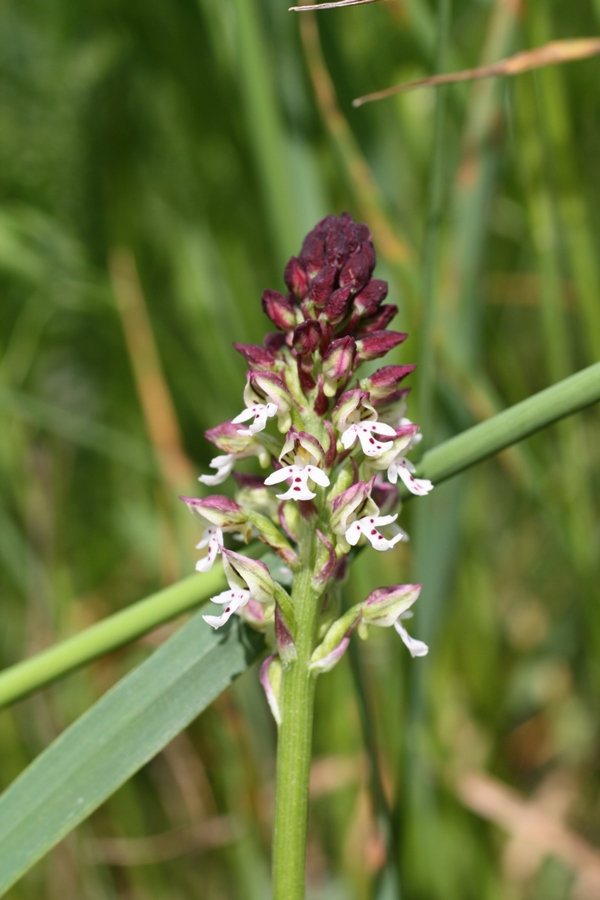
[
  {"xmin": 413, "ymin": 360, "xmax": 600, "ymax": 489},
  {"xmin": 0, "ymin": 571, "xmax": 225, "ymax": 709},
  {"xmin": 272, "ymin": 516, "xmax": 321, "ymax": 900},
  {"xmin": 0, "ymin": 362, "xmax": 598, "ymax": 709}
]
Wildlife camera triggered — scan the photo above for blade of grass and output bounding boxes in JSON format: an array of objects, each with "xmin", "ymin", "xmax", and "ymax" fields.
[
  {"xmin": 0, "ymin": 613, "xmax": 264, "ymax": 897},
  {"xmin": 0, "ymin": 571, "xmax": 225, "ymax": 709},
  {"xmin": 412, "ymin": 360, "xmax": 600, "ymax": 490}
]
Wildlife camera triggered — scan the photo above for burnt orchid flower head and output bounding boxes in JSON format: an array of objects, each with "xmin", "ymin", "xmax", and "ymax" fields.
[{"xmin": 181, "ymin": 213, "xmax": 434, "ymax": 719}]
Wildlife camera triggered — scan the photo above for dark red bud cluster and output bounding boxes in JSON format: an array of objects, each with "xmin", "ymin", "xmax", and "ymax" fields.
[{"xmin": 233, "ymin": 213, "xmax": 414, "ymax": 416}]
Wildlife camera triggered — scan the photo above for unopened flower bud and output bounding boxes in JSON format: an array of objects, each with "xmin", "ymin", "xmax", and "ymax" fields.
[
  {"xmin": 339, "ymin": 245, "xmax": 375, "ymax": 292},
  {"xmin": 292, "ymin": 319, "xmax": 321, "ymax": 356},
  {"xmin": 284, "ymin": 256, "xmax": 309, "ymax": 299},
  {"xmin": 359, "ymin": 365, "xmax": 415, "ymax": 404},
  {"xmin": 180, "ymin": 495, "xmax": 249, "ymax": 531},
  {"xmin": 356, "ymin": 331, "xmax": 408, "ymax": 363},
  {"xmin": 361, "ymin": 583, "xmax": 422, "ymax": 627},
  {"xmin": 356, "ymin": 304, "xmax": 398, "ymax": 335},
  {"xmin": 353, "ymin": 279, "xmax": 388, "ymax": 317},
  {"xmin": 322, "ymin": 286, "xmax": 352, "ymax": 326},
  {"xmin": 321, "ymin": 337, "xmax": 356, "ymax": 397},
  {"xmin": 233, "ymin": 342, "xmax": 278, "ymax": 372},
  {"xmin": 306, "ymin": 266, "xmax": 337, "ymax": 308},
  {"xmin": 262, "ymin": 289, "xmax": 297, "ymax": 331}
]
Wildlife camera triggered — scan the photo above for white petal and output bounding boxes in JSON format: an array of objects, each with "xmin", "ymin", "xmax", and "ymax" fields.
[
  {"xmin": 373, "ymin": 514, "xmax": 397, "ymax": 527},
  {"xmin": 345, "ymin": 522, "xmax": 362, "ymax": 546},
  {"xmin": 394, "ymin": 620, "xmax": 429, "ymax": 657},
  {"xmin": 356, "ymin": 428, "xmax": 394, "ymax": 458},
  {"xmin": 276, "ymin": 481, "xmax": 316, "ymax": 501},
  {"xmin": 264, "ymin": 465, "xmax": 298, "ymax": 485},
  {"xmin": 232, "ymin": 407, "xmax": 255, "ymax": 424},
  {"xmin": 340, "ymin": 426, "xmax": 358, "ymax": 449},
  {"xmin": 202, "ymin": 589, "xmax": 250, "ymax": 629},
  {"xmin": 364, "ymin": 420, "xmax": 397, "ymax": 437},
  {"xmin": 195, "ymin": 528, "xmax": 223, "ymax": 572},
  {"xmin": 396, "ymin": 462, "xmax": 434, "ymax": 496},
  {"xmin": 386, "ymin": 463, "xmax": 399, "ymax": 485},
  {"xmin": 305, "ymin": 466, "xmax": 330, "ymax": 487},
  {"xmin": 198, "ymin": 454, "xmax": 235, "ymax": 486}
]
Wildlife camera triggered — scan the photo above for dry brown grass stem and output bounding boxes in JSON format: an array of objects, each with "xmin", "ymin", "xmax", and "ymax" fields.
[
  {"xmin": 354, "ymin": 38, "xmax": 600, "ymax": 106},
  {"xmin": 290, "ymin": 0, "xmax": 385, "ymax": 11},
  {"xmin": 109, "ymin": 248, "xmax": 194, "ymax": 490}
]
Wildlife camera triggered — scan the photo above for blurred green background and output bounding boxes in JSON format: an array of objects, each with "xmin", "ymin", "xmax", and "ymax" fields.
[{"xmin": 1, "ymin": 0, "xmax": 600, "ymax": 897}]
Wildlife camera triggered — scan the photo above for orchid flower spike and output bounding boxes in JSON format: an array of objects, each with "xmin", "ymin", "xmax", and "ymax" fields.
[{"xmin": 184, "ymin": 212, "xmax": 434, "ymax": 716}]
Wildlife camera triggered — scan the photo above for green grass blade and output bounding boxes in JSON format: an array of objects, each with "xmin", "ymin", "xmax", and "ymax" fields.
[
  {"xmin": 415, "ymin": 361, "xmax": 600, "ymax": 489},
  {"xmin": 0, "ymin": 614, "xmax": 264, "ymax": 897},
  {"xmin": 0, "ymin": 571, "xmax": 226, "ymax": 709}
]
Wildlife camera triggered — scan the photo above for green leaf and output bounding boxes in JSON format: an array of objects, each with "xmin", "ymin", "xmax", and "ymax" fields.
[{"xmin": 0, "ymin": 614, "xmax": 265, "ymax": 896}]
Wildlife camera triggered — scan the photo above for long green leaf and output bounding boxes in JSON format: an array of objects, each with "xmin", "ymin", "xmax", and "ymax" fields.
[{"xmin": 0, "ymin": 614, "xmax": 264, "ymax": 897}]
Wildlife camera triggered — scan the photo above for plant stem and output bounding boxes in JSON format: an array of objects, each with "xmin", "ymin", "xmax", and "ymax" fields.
[
  {"xmin": 415, "ymin": 360, "xmax": 600, "ymax": 488},
  {"xmin": 272, "ymin": 517, "xmax": 321, "ymax": 900}
]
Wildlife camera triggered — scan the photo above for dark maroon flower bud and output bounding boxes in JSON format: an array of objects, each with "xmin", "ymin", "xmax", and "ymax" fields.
[
  {"xmin": 353, "ymin": 279, "xmax": 389, "ymax": 317},
  {"xmin": 284, "ymin": 256, "xmax": 309, "ymax": 299},
  {"xmin": 264, "ymin": 331, "xmax": 287, "ymax": 355},
  {"xmin": 356, "ymin": 331, "xmax": 408, "ymax": 362},
  {"xmin": 293, "ymin": 319, "xmax": 321, "ymax": 356},
  {"xmin": 262, "ymin": 289, "xmax": 296, "ymax": 331},
  {"xmin": 299, "ymin": 231, "xmax": 325, "ymax": 276},
  {"xmin": 339, "ymin": 246, "xmax": 375, "ymax": 293},
  {"xmin": 322, "ymin": 285, "xmax": 353, "ymax": 326},
  {"xmin": 233, "ymin": 342, "xmax": 277, "ymax": 372},
  {"xmin": 360, "ymin": 364, "xmax": 415, "ymax": 403},
  {"xmin": 306, "ymin": 266, "xmax": 337, "ymax": 308},
  {"xmin": 322, "ymin": 336, "xmax": 356, "ymax": 396},
  {"xmin": 356, "ymin": 304, "xmax": 398, "ymax": 335}
]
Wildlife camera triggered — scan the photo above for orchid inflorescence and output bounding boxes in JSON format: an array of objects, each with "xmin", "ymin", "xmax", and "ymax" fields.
[{"xmin": 181, "ymin": 213, "xmax": 433, "ymax": 721}]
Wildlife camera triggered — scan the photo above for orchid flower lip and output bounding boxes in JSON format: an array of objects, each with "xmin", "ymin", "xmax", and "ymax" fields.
[
  {"xmin": 202, "ymin": 588, "xmax": 251, "ymax": 629},
  {"xmin": 232, "ymin": 402, "xmax": 278, "ymax": 436},
  {"xmin": 198, "ymin": 454, "xmax": 235, "ymax": 486},
  {"xmin": 394, "ymin": 614, "xmax": 429, "ymax": 657},
  {"xmin": 341, "ymin": 420, "xmax": 396, "ymax": 458},
  {"xmin": 387, "ymin": 458, "xmax": 434, "ymax": 495},
  {"xmin": 264, "ymin": 460, "xmax": 330, "ymax": 501},
  {"xmin": 195, "ymin": 526, "xmax": 224, "ymax": 572},
  {"xmin": 345, "ymin": 514, "xmax": 406, "ymax": 550}
]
